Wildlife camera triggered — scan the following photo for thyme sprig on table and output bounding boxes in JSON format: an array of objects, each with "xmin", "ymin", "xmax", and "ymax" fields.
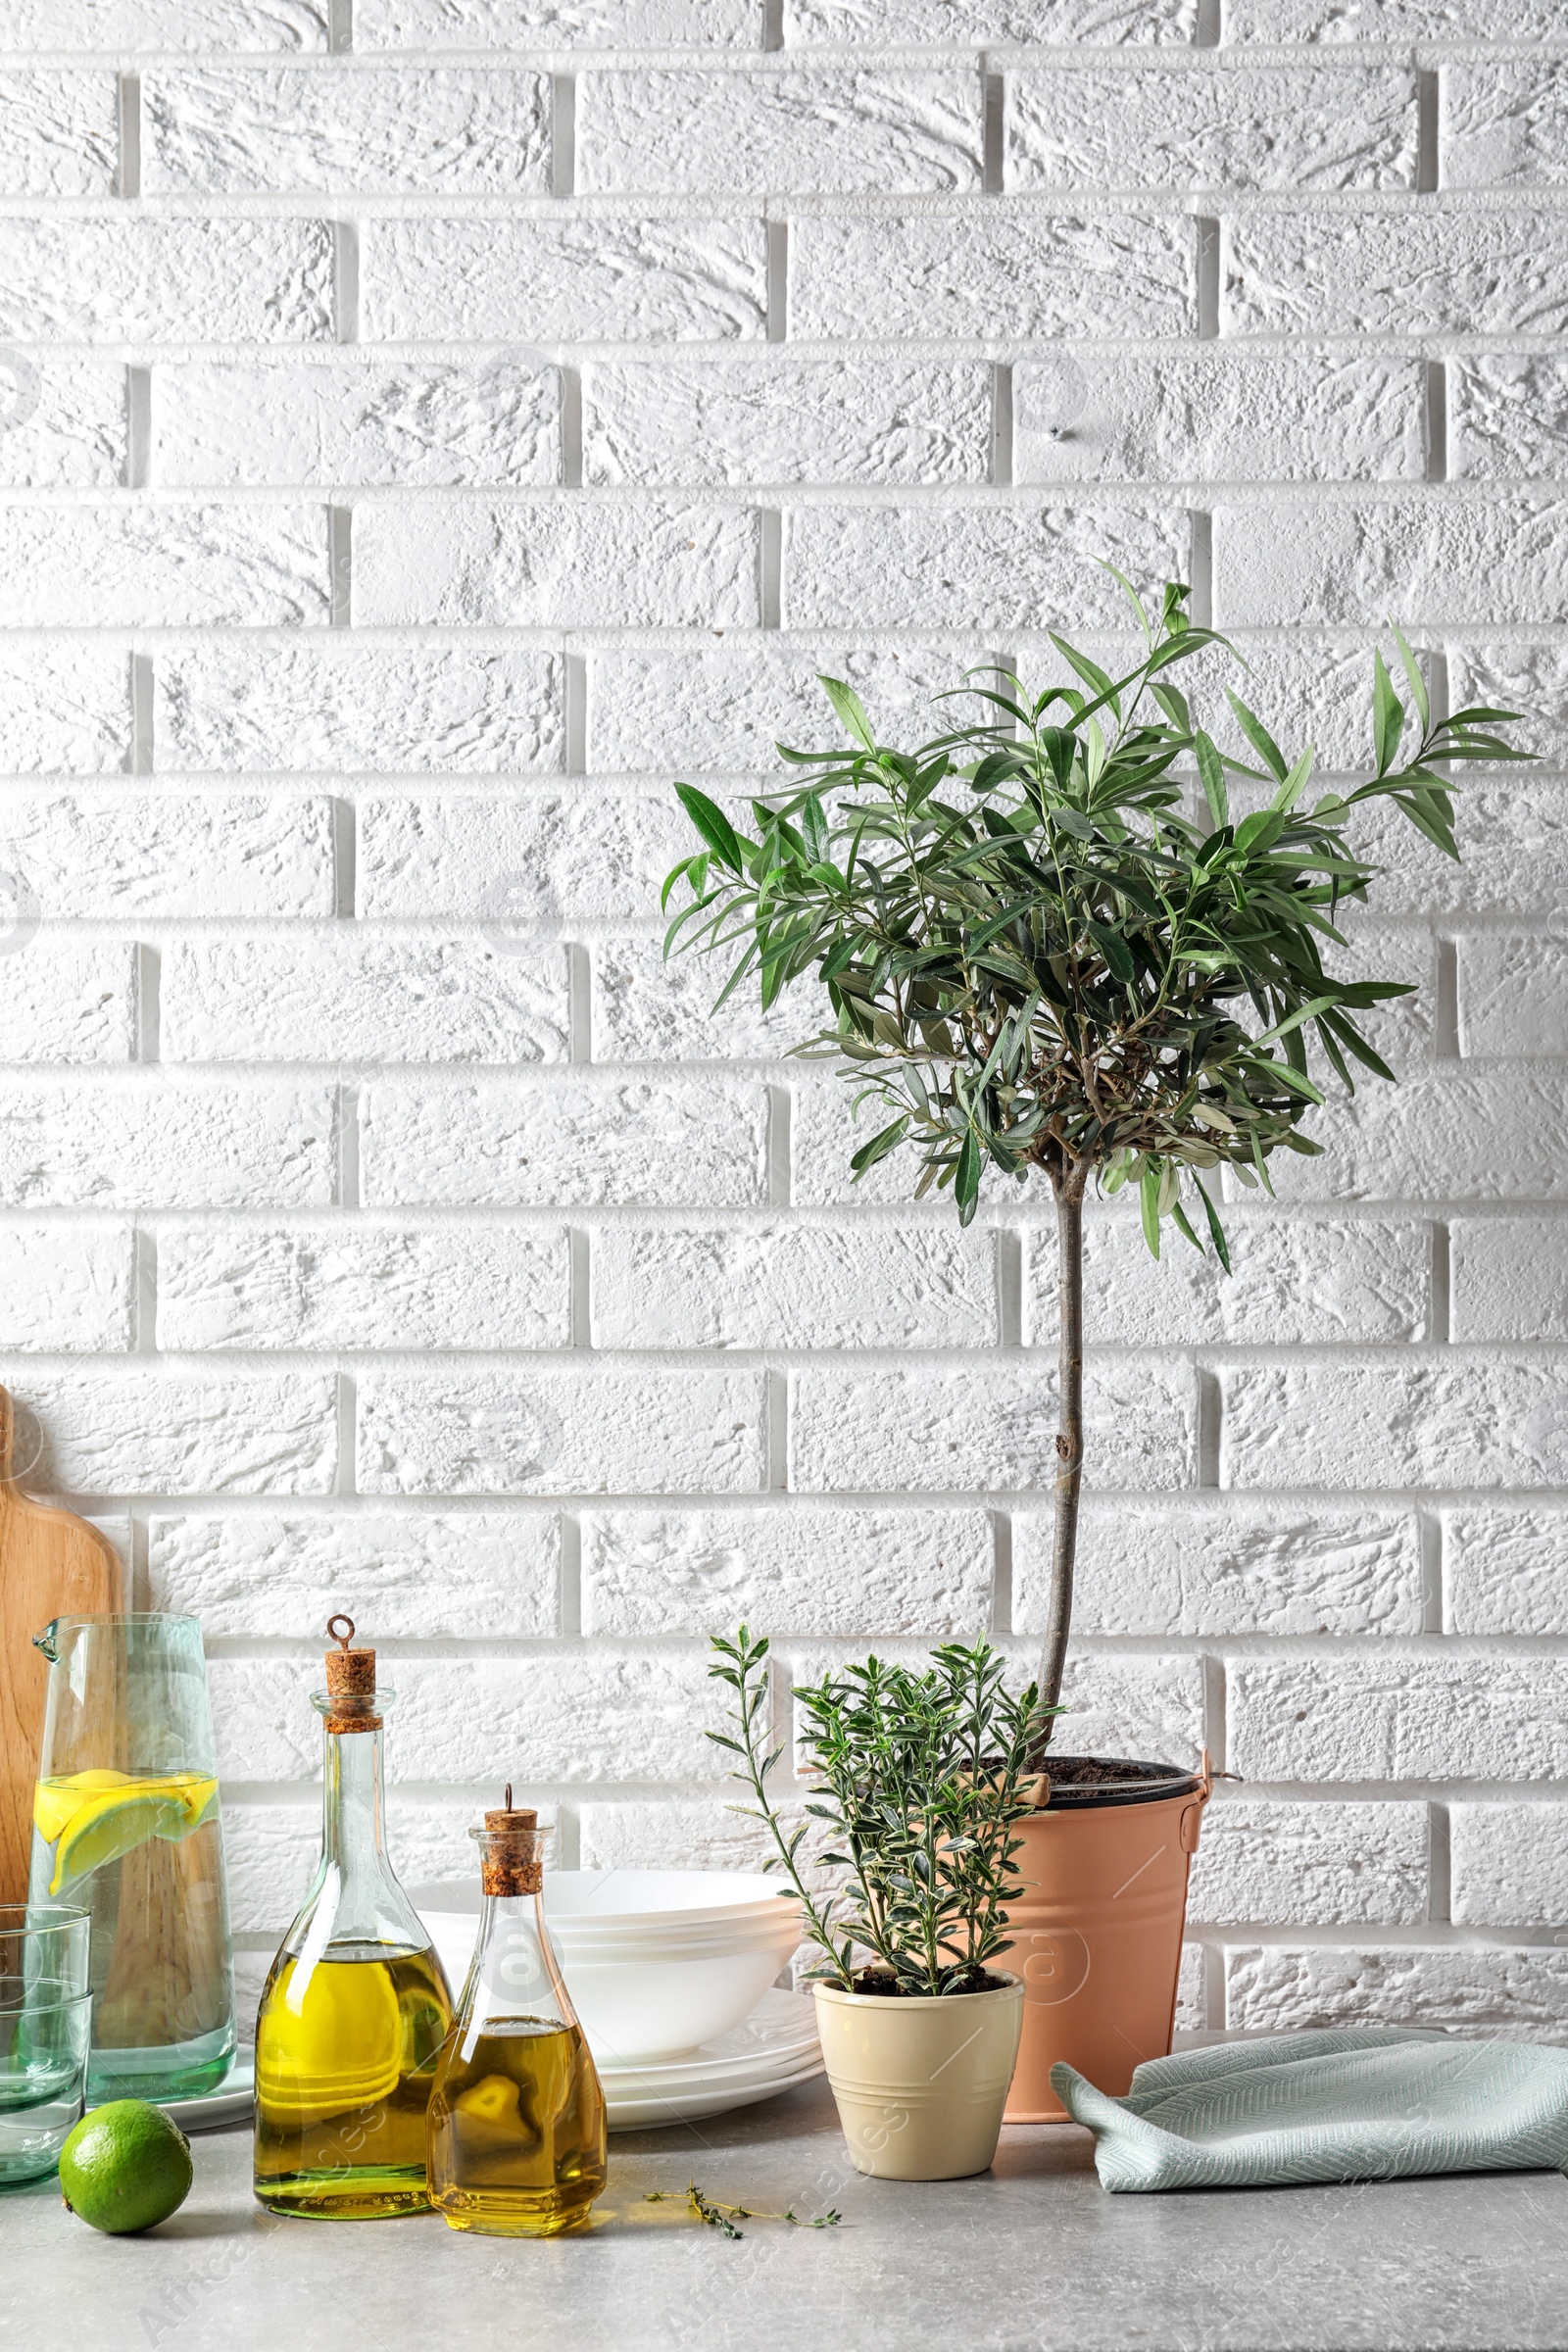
[{"xmin": 644, "ymin": 2185, "xmax": 843, "ymax": 2239}]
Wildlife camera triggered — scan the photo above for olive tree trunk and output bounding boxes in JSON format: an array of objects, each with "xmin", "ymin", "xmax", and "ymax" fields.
[{"xmin": 1035, "ymin": 1165, "xmax": 1086, "ymax": 1745}]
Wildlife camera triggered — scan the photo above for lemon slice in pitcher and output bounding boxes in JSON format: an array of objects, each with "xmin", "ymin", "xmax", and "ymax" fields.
[{"xmin": 34, "ymin": 1770, "xmax": 220, "ymax": 1895}]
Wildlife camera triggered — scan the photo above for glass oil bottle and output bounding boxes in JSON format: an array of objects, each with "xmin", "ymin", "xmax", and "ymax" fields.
[
  {"xmin": 426, "ymin": 1791, "xmax": 607, "ymax": 2237},
  {"xmin": 253, "ymin": 1616, "xmax": 453, "ymax": 2219}
]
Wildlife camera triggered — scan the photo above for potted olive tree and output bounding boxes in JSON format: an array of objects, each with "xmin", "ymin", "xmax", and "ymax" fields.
[
  {"xmin": 665, "ymin": 578, "xmax": 1528, "ymax": 2115},
  {"xmin": 710, "ymin": 1629, "xmax": 1048, "ymax": 2179}
]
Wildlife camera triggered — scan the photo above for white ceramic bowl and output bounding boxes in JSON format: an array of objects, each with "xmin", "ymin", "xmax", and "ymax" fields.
[{"xmin": 412, "ymin": 1870, "xmax": 804, "ymax": 2065}]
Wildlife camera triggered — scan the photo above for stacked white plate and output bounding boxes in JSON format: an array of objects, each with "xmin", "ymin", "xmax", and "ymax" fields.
[
  {"xmin": 413, "ymin": 1870, "xmax": 823, "ymax": 2132},
  {"xmin": 593, "ymin": 1987, "xmax": 822, "ymax": 2131}
]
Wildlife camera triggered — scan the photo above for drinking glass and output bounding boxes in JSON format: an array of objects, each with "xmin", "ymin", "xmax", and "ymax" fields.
[{"xmin": 0, "ymin": 1904, "xmax": 91, "ymax": 2184}]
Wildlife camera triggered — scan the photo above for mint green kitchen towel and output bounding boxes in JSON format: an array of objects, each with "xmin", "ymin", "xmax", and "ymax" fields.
[{"xmin": 1052, "ymin": 2029, "xmax": 1568, "ymax": 2192}]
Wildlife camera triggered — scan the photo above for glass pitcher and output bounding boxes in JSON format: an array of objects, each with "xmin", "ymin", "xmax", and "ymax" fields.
[{"xmin": 27, "ymin": 1613, "xmax": 234, "ymax": 2101}]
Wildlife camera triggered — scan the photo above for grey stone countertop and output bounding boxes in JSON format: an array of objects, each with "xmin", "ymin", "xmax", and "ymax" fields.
[{"xmin": 5, "ymin": 2077, "xmax": 1568, "ymax": 2352}]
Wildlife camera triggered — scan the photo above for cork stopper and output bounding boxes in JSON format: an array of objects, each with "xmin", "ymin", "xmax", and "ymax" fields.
[
  {"xmin": 322, "ymin": 1612, "xmax": 380, "ymax": 1733},
  {"xmin": 478, "ymin": 1786, "xmax": 542, "ymax": 1896}
]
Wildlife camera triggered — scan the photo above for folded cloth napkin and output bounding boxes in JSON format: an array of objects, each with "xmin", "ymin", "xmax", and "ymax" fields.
[{"xmin": 1052, "ymin": 2029, "xmax": 1568, "ymax": 2192}]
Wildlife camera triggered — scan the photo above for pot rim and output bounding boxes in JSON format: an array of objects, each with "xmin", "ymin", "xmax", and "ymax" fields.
[
  {"xmin": 1032, "ymin": 1753, "xmax": 1206, "ymax": 1810},
  {"xmin": 811, "ymin": 1971, "xmax": 1022, "ymax": 2011}
]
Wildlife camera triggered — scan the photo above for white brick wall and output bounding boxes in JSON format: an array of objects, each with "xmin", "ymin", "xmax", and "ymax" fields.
[{"xmin": 2, "ymin": 0, "xmax": 1566, "ymax": 2039}]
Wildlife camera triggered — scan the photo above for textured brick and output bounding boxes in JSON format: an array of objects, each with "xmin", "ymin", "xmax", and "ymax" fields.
[
  {"xmin": 1450, "ymin": 1803, "xmax": 1568, "ymax": 1927},
  {"xmin": 0, "ymin": 791, "xmax": 334, "ymax": 918},
  {"xmin": 155, "ymin": 360, "xmax": 560, "ymax": 488},
  {"xmin": 1449, "ymin": 644, "xmax": 1568, "ymax": 770},
  {"xmin": 1016, "ymin": 1497, "xmax": 1423, "ymax": 1639},
  {"xmin": 1458, "ymin": 936, "xmax": 1568, "ymax": 1059},
  {"xmin": 354, "ymin": 499, "xmax": 760, "ymax": 629},
  {"xmin": 1337, "ymin": 776, "xmax": 1568, "ymax": 922},
  {"xmin": 1445, "ymin": 1504, "xmax": 1568, "ymax": 1636},
  {"xmin": 1042, "ymin": 1213, "xmax": 1433, "ymax": 1348},
  {"xmin": 158, "ymin": 1220, "xmax": 571, "ymax": 1350},
  {"xmin": 362, "ymin": 216, "xmax": 766, "ymax": 343},
  {"xmin": 226, "ymin": 1796, "xmax": 492, "ymax": 1935},
  {"xmin": 787, "ymin": 0, "xmax": 1193, "ymax": 34},
  {"xmin": 581, "ymin": 1502, "xmax": 992, "ymax": 1634},
  {"xmin": 1225, "ymin": 1355, "xmax": 1568, "ymax": 1492},
  {"xmin": 591, "ymin": 936, "xmax": 801, "ymax": 1064},
  {"xmin": 0, "ymin": 360, "xmax": 125, "ymax": 489},
  {"xmin": 156, "ymin": 644, "xmax": 562, "ymax": 775},
  {"xmin": 144, "ymin": 67, "xmax": 549, "ymax": 195},
  {"xmin": 162, "ymin": 936, "xmax": 569, "ymax": 1065},
  {"xmin": 782, "ymin": 501, "xmax": 1186, "ymax": 631},
  {"xmin": 0, "ymin": 503, "xmax": 328, "ymax": 630},
  {"xmin": 1190, "ymin": 1801, "xmax": 1428, "ymax": 1927},
  {"xmin": 14, "ymin": 1369, "xmax": 337, "ymax": 1496},
  {"xmin": 1444, "ymin": 63, "xmax": 1568, "ymax": 192},
  {"xmin": 589, "ymin": 638, "xmax": 976, "ymax": 773},
  {"xmin": 583, "ymin": 358, "xmax": 990, "ymax": 487},
  {"xmin": 1014, "ymin": 352, "xmax": 1424, "ymax": 486},
  {"xmin": 357, "ymin": 791, "xmax": 689, "ymax": 923},
  {"xmin": 1225, "ymin": 1945, "xmax": 1568, "ymax": 2039},
  {"xmin": 792, "ymin": 1358, "xmax": 1197, "ymax": 1494},
  {"xmin": 358, "ymin": 0, "xmax": 758, "ymax": 42},
  {"xmin": 592, "ymin": 1223, "xmax": 998, "ymax": 1349},
  {"xmin": 358, "ymin": 1366, "xmax": 767, "ymax": 1494},
  {"xmin": 1229, "ymin": 1655, "xmax": 1568, "ymax": 1782},
  {"xmin": 1448, "ymin": 356, "xmax": 1568, "ymax": 484},
  {"xmin": 1007, "ymin": 65, "xmax": 1415, "ymax": 194},
  {"xmin": 1036, "ymin": 1650, "xmax": 1207, "ymax": 1766},
  {"xmin": 0, "ymin": 644, "xmax": 129, "ymax": 774},
  {"xmin": 0, "ymin": 219, "xmax": 333, "ymax": 344},
  {"xmin": 1450, "ymin": 1221, "xmax": 1568, "ymax": 1343},
  {"xmin": 1222, "ymin": 206, "xmax": 1568, "ymax": 339},
  {"xmin": 0, "ymin": 72, "xmax": 117, "ymax": 197},
  {"xmin": 792, "ymin": 207, "xmax": 1197, "ymax": 340},
  {"xmin": 1243, "ymin": 1068, "xmax": 1568, "ymax": 1204},
  {"xmin": 0, "ymin": 1221, "xmax": 133, "ymax": 1351},
  {"xmin": 579, "ymin": 1798, "xmax": 783, "ymax": 1876},
  {"xmin": 0, "ymin": 1076, "xmax": 334, "ymax": 1208},
  {"xmin": 0, "ymin": 0, "xmax": 326, "ymax": 41},
  {"xmin": 361, "ymin": 1076, "xmax": 768, "ymax": 1207},
  {"xmin": 397, "ymin": 1650, "xmax": 724, "ymax": 1784},
  {"xmin": 1228, "ymin": 0, "xmax": 1562, "ymax": 30},
  {"xmin": 0, "ymin": 942, "xmax": 136, "ymax": 1065},
  {"xmin": 206, "ymin": 1659, "xmax": 333, "ymax": 1780},
  {"xmin": 580, "ymin": 69, "xmax": 980, "ymax": 196},
  {"xmin": 1215, "ymin": 495, "xmax": 1568, "ymax": 629},
  {"xmin": 147, "ymin": 1508, "xmax": 559, "ymax": 1636}
]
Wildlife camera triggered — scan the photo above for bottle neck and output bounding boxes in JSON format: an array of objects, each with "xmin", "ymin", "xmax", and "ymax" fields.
[
  {"xmin": 321, "ymin": 1720, "xmax": 387, "ymax": 1871},
  {"xmin": 465, "ymin": 1886, "xmax": 577, "ymax": 2031}
]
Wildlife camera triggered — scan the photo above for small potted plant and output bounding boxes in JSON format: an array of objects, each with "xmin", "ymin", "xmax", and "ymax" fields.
[
  {"xmin": 710, "ymin": 1629, "xmax": 1048, "ymax": 2180},
  {"xmin": 667, "ymin": 579, "xmax": 1530, "ymax": 2115}
]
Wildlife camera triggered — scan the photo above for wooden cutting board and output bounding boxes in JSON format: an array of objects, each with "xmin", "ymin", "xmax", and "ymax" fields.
[{"xmin": 0, "ymin": 1386, "xmax": 122, "ymax": 1904}]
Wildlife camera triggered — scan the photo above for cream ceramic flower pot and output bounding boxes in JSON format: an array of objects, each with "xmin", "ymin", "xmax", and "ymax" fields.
[{"xmin": 812, "ymin": 1975, "xmax": 1024, "ymax": 2180}]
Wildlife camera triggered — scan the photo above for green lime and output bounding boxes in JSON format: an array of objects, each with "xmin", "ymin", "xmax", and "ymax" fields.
[{"xmin": 60, "ymin": 2100, "xmax": 193, "ymax": 2234}]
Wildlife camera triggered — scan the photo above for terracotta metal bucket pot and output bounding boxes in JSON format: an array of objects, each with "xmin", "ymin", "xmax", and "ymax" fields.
[{"xmin": 1004, "ymin": 1752, "xmax": 1212, "ymax": 2123}]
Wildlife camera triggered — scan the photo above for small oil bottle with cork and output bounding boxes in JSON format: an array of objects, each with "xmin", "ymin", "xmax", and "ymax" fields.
[
  {"xmin": 253, "ymin": 1616, "xmax": 454, "ymax": 2218},
  {"xmin": 426, "ymin": 1789, "xmax": 607, "ymax": 2236}
]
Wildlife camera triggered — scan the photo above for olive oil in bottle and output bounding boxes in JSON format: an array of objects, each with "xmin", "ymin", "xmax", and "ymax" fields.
[
  {"xmin": 254, "ymin": 1618, "xmax": 453, "ymax": 2220},
  {"xmin": 426, "ymin": 1794, "xmax": 607, "ymax": 2237}
]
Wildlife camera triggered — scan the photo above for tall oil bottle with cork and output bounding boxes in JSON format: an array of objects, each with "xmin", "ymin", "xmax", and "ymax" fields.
[
  {"xmin": 253, "ymin": 1616, "xmax": 453, "ymax": 2218},
  {"xmin": 426, "ymin": 1790, "xmax": 606, "ymax": 2236}
]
